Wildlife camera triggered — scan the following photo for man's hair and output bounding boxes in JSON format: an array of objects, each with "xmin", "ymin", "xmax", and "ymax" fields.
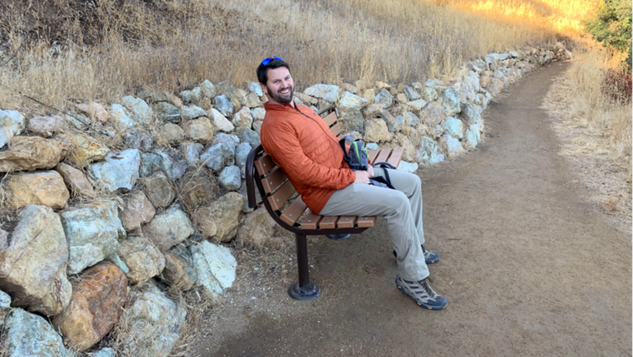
[{"xmin": 256, "ymin": 58, "xmax": 291, "ymax": 84}]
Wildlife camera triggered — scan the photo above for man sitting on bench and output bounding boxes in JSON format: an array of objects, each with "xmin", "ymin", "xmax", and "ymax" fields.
[{"xmin": 257, "ymin": 57, "xmax": 447, "ymax": 310}]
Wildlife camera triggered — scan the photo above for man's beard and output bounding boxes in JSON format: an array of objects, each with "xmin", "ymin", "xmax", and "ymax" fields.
[{"xmin": 266, "ymin": 84, "xmax": 294, "ymax": 104}]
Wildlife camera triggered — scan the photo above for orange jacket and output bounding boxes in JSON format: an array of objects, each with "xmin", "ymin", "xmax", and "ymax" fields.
[{"xmin": 260, "ymin": 102, "xmax": 355, "ymax": 214}]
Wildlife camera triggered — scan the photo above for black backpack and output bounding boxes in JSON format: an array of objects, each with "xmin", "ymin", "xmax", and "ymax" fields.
[{"xmin": 339, "ymin": 136, "xmax": 394, "ymax": 189}]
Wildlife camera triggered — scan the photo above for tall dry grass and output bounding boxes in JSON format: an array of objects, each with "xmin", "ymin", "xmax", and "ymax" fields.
[{"xmin": 0, "ymin": 0, "xmax": 595, "ymax": 113}]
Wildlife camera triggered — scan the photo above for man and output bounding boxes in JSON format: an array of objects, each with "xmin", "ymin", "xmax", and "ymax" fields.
[{"xmin": 257, "ymin": 57, "xmax": 447, "ymax": 310}]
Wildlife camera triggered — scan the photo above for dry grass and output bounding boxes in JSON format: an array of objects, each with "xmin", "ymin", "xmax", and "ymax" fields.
[{"xmin": 0, "ymin": 0, "xmax": 597, "ymax": 113}]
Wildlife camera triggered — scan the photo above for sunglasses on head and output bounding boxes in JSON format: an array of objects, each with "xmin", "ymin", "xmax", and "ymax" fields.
[{"xmin": 261, "ymin": 56, "xmax": 283, "ymax": 66}]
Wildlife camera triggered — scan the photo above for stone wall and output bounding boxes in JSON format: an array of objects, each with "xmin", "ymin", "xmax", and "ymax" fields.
[{"xmin": 0, "ymin": 42, "xmax": 571, "ymax": 356}]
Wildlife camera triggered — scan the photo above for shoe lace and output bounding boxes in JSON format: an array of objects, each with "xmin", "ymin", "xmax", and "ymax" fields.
[{"xmin": 418, "ymin": 279, "xmax": 436, "ymax": 298}]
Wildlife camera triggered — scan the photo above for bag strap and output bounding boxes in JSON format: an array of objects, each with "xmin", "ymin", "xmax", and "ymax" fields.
[
  {"xmin": 371, "ymin": 162, "xmax": 395, "ymax": 189},
  {"xmin": 339, "ymin": 136, "xmax": 354, "ymax": 163}
]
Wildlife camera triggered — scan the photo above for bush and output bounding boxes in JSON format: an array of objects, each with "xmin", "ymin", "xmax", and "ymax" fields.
[{"xmin": 585, "ymin": 0, "xmax": 633, "ymax": 70}]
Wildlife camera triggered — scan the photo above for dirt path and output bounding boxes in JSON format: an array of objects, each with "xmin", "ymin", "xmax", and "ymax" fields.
[{"xmin": 195, "ymin": 62, "xmax": 632, "ymax": 357}]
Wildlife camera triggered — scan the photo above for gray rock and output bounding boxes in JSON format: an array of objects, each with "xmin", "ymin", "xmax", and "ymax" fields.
[
  {"xmin": 3, "ymin": 308, "xmax": 71, "ymax": 356},
  {"xmin": 122, "ymin": 96, "xmax": 152, "ymax": 125},
  {"xmin": 381, "ymin": 110, "xmax": 401, "ymax": 132},
  {"xmin": 339, "ymin": 110, "xmax": 365, "ymax": 132},
  {"xmin": 200, "ymin": 80, "xmax": 216, "ymax": 98},
  {"xmin": 210, "ymin": 108, "xmax": 235, "ymax": 133},
  {"xmin": 0, "ymin": 205, "xmax": 71, "ymax": 316},
  {"xmin": 421, "ymin": 87, "xmax": 438, "ymax": 102},
  {"xmin": 156, "ymin": 148, "xmax": 188, "ymax": 180},
  {"xmin": 123, "ymin": 128, "xmax": 154, "ymax": 151},
  {"xmin": 216, "ymin": 81, "xmax": 237, "ymax": 98},
  {"xmin": 235, "ymin": 143, "xmax": 253, "ymax": 178},
  {"xmin": 91, "ymin": 347, "xmax": 117, "ymax": 357},
  {"xmin": 153, "ymin": 102, "xmax": 181, "ymax": 122},
  {"xmin": 375, "ymin": 88, "xmax": 394, "ymax": 108},
  {"xmin": 235, "ymin": 127, "xmax": 260, "ymax": 148},
  {"xmin": 181, "ymin": 87, "xmax": 202, "ymax": 104},
  {"xmin": 232, "ymin": 107, "xmax": 254, "ymax": 128},
  {"xmin": 214, "ymin": 94, "xmax": 235, "ymax": 117},
  {"xmin": 397, "ymin": 160, "xmax": 418, "ymax": 173},
  {"xmin": 463, "ymin": 125, "xmax": 480, "ymax": 150},
  {"xmin": 403, "ymin": 112, "xmax": 420, "ymax": 127},
  {"xmin": 109, "ymin": 104, "xmax": 137, "ymax": 129},
  {"xmin": 200, "ymin": 142, "xmax": 236, "ymax": 172},
  {"xmin": 404, "ymin": 86, "xmax": 421, "ymax": 100},
  {"xmin": 251, "ymin": 107, "xmax": 266, "ymax": 121},
  {"xmin": 191, "ymin": 240, "xmax": 237, "ymax": 298},
  {"xmin": 304, "ymin": 84, "xmax": 340, "ymax": 103},
  {"xmin": 218, "ymin": 165, "xmax": 242, "ymax": 191},
  {"xmin": 366, "ymin": 142, "xmax": 380, "ymax": 151},
  {"xmin": 442, "ymin": 88, "xmax": 461, "ymax": 116},
  {"xmin": 406, "ymin": 99, "xmax": 427, "ymax": 111},
  {"xmin": 0, "ymin": 289, "xmax": 10, "ymax": 325},
  {"xmin": 142, "ymin": 171, "xmax": 176, "ymax": 209},
  {"xmin": 416, "ymin": 136, "xmax": 445, "ymax": 165},
  {"xmin": 442, "ymin": 117, "xmax": 464, "ymax": 139},
  {"xmin": 249, "ymin": 82, "xmax": 264, "ymax": 97},
  {"xmin": 338, "ymin": 92, "xmax": 368, "ymax": 111},
  {"xmin": 61, "ymin": 200, "xmax": 125, "ymax": 274},
  {"xmin": 181, "ymin": 142, "xmax": 204, "ymax": 166},
  {"xmin": 442, "ymin": 134, "xmax": 465, "ymax": 158},
  {"xmin": 0, "ymin": 109, "xmax": 25, "ymax": 148},
  {"xmin": 117, "ymin": 237, "xmax": 165, "ymax": 284},
  {"xmin": 117, "ymin": 281, "xmax": 186, "ymax": 357},
  {"xmin": 89, "ymin": 149, "xmax": 141, "ymax": 193},
  {"xmin": 106, "ymin": 253, "xmax": 130, "ymax": 274},
  {"xmin": 181, "ymin": 104, "xmax": 207, "ymax": 120},
  {"xmin": 144, "ymin": 206, "xmax": 194, "ymax": 252},
  {"xmin": 425, "ymin": 79, "xmax": 445, "ymax": 87},
  {"xmin": 460, "ymin": 102, "xmax": 481, "ymax": 124},
  {"xmin": 161, "ymin": 123, "xmax": 185, "ymax": 144},
  {"xmin": 138, "ymin": 89, "xmax": 168, "ymax": 104},
  {"xmin": 140, "ymin": 153, "xmax": 162, "ymax": 177}
]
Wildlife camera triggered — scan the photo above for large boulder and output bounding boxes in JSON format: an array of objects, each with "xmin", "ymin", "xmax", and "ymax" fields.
[
  {"xmin": 3, "ymin": 170, "xmax": 70, "ymax": 210},
  {"xmin": 364, "ymin": 118, "xmax": 393, "ymax": 143},
  {"xmin": 194, "ymin": 192, "xmax": 245, "ymax": 242},
  {"xmin": 117, "ymin": 281, "xmax": 187, "ymax": 357},
  {"xmin": 52, "ymin": 262, "xmax": 128, "ymax": 351},
  {"xmin": 237, "ymin": 207, "xmax": 277, "ymax": 249},
  {"xmin": 0, "ymin": 205, "xmax": 71, "ymax": 316},
  {"xmin": 0, "ymin": 109, "xmax": 25, "ymax": 148},
  {"xmin": 0, "ymin": 136, "xmax": 68, "ymax": 173},
  {"xmin": 56, "ymin": 163, "xmax": 96, "ymax": 198},
  {"xmin": 117, "ymin": 237, "xmax": 165, "ymax": 284},
  {"xmin": 61, "ymin": 200, "xmax": 126, "ymax": 274},
  {"xmin": 209, "ymin": 108, "xmax": 235, "ymax": 133},
  {"xmin": 143, "ymin": 206, "xmax": 194, "ymax": 252},
  {"xmin": 161, "ymin": 244, "xmax": 198, "ymax": 291},
  {"xmin": 57, "ymin": 133, "xmax": 109, "ymax": 167},
  {"xmin": 119, "ymin": 190, "xmax": 156, "ymax": 231},
  {"xmin": 338, "ymin": 92, "xmax": 368, "ymax": 111},
  {"xmin": 191, "ymin": 240, "xmax": 237, "ymax": 298},
  {"xmin": 3, "ymin": 308, "xmax": 71, "ymax": 356},
  {"xmin": 89, "ymin": 149, "xmax": 141, "ymax": 193},
  {"xmin": 304, "ymin": 84, "xmax": 340, "ymax": 103}
]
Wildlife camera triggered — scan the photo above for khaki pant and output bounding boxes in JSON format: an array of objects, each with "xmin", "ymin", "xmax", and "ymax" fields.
[{"xmin": 320, "ymin": 168, "xmax": 429, "ymax": 281}]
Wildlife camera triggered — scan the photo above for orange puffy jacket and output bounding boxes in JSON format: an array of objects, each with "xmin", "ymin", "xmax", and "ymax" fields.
[{"xmin": 260, "ymin": 102, "xmax": 355, "ymax": 214}]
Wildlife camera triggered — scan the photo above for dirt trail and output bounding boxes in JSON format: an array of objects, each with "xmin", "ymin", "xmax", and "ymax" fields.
[{"xmin": 195, "ymin": 62, "xmax": 632, "ymax": 357}]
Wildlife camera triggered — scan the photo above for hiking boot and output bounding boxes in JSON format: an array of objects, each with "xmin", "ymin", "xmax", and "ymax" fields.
[
  {"xmin": 392, "ymin": 244, "xmax": 440, "ymax": 264},
  {"xmin": 395, "ymin": 275, "xmax": 447, "ymax": 310}
]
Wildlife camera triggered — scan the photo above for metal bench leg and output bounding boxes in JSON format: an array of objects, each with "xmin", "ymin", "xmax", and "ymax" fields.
[{"xmin": 287, "ymin": 233, "xmax": 321, "ymax": 300}]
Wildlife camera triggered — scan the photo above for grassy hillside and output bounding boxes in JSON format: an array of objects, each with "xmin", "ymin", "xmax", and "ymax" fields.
[{"xmin": 0, "ymin": 0, "xmax": 597, "ymax": 111}]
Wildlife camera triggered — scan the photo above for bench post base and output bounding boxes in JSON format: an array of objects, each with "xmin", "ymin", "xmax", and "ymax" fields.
[{"xmin": 288, "ymin": 233, "xmax": 321, "ymax": 300}]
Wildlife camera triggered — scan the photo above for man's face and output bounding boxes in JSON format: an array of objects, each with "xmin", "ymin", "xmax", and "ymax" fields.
[{"xmin": 261, "ymin": 66, "xmax": 294, "ymax": 105}]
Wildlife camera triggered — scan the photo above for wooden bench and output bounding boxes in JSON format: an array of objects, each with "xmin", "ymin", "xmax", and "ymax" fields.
[{"xmin": 245, "ymin": 106, "xmax": 403, "ymax": 300}]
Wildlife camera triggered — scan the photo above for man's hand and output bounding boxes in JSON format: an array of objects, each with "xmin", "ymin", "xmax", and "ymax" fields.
[
  {"xmin": 354, "ymin": 170, "xmax": 371, "ymax": 184},
  {"xmin": 367, "ymin": 165, "xmax": 374, "ymax": 178}
]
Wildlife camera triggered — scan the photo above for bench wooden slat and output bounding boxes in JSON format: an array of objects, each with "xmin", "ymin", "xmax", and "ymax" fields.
[
  {"xmin": 280, "ymin": 198, "xmax": 308, "ymax": 226},
  {"xmin": 255, "ymin": 154, "xmax": 277, "ymax": 176},
  {"xmin": 368, "ymin": 149, "xmax": 380, "ymax": 164},
  {"xmin": 330, "ymin": 123, "xmax": 342, "ymax": 138},
  {"xmin": 261, "ymin": 168, "xmax": 287, "ymax": 194},
  {"xmin": 337, "ymin": 216, "xmax": 357, "ymax": 228},
  {"xmin": 301, "ymin": 212, "xmax": 322, "ymax": 229},
  {"xmin": 374, "ymin": 148, "xmax": 392, "ymax": 163},
  {"xmin": 322, "ymin": 112, "xmax": 338, "ymax": 127},
  {"xmin": 267, "ymin": 180, "xmax": 296, "ymax": 211},
  {"xmin": 386, "ymin": 147, "xmax": 404, "ymax": 168},
  {"xmin": 357, "ymin": 216, "xmax": 376, "ymax": 228},
  {"xmin": 319, "ymin": 216, "xmax": 339, "ymax": 229}
]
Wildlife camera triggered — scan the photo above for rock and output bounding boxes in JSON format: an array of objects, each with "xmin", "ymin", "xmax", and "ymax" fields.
[
  {"xmin": 381, "ymin": 110, "xmax": 401, "ymax": 132},
  {"xmin": 181, "ymin": 141, "xmax": 204, "ymax": 166},
  {"xmin": 362, "ymin": 103, "xmax": 383, "ymax": 118},
  {"xmin": 214, "ymin": 94, "xmax": 235, "ymax": 117},
  {"xmin": 375, "ymin": 88, "xmax": 394, "ymax": 108},
  {"xmin": 245, "ymin": 92, "xmax": 262, "ymax": 108},
  {"xmin": 153, "ymin": 102, "xmax": 181, "ymax": 122},
  {"xmin": 233, "ymin": 88, "xmax": 249, "ymax": 106},
  {"xmin": 122, "ymin": 96, "xmax": 152, "ymax": 125},
  {"xmin": 76, "ymin": 102, "xmax": 108, "ymax": 123},
  {"xmin": 139, "ymin": 89, "xmax": 168, "ymax": 104},
  {"xmin": 480, "ymin": 71, "xmax": 492, "ymax": 88},
  {"xmin": 52, "ymin": 262, "xmax": 128, "ymax": 351},
  {"xmin": 420, "ymin": 101, "xmax": 445, "ymax": 126},
  {"xmin": 141, "ymin": 171, "xmax": 176, "ymax": 209},
  {"xmin": 441, "ymin": 134, "xmax": 465, "ymax": 158},
  {"xmin": 0, "ymin": 205, "xmax": 71, "ymax": 316},
  {"xmin": 406, "ymin": 99, "xmax": 427, "ymax": 111},
  {"xmin": 120, "ymin": 190, "xmax": 156, "ymax": 231},
  {"xmin": 209, "ymin": 108, "xmax": 235, "ymax": 133},
  {"xmin": 235, "ymin": 143, "xmax": 252, "ymax": 178},
  {"xmin": 61, "ymin": 200, "xmax": 125, "ymax": 275},
  {"xmin": 416, "ymin": 136, "xmax": 445, "ymax": 165},
  {"xmin": 238, "ymin": 180, "xmax": 261, "ymax": 213},
  {"xmin": 3, "ymin": 170, "xmax": 70, "ymax": 210},
  {"xmin": 3, "ymin": 308, "xmax": 70, "ymax": 356},
  {"xmin": 117, "ymin": 237, "xmax": 165, "ymax": 284},
  {"xmin": 57, "ymin": 132, "xmax": 109, "ymax": 167},
  {"xmin": 393, "ymin": 133, "xmax": 416, "ymax": 162},
  {"xmin": 181, "ymin": 87, "xmax": 202, "ymax": 104},
  {"xmin": 179, "ymin": 169, "xmax": 219, "ymax": 211},
  {"xmin": 192, "ymin": 240, "xmax": 237, "ymax": 298},
  {"xmin": 155, "ymin": 148, "xmax": 188, "ymax": 180},
  {"xmin": 395, "ymin": 93, "xmax": 408, "ymax": 104},
  {"xmin": 361, "ymin": 88, "xmax": 376, "ymax": 104},
  {"xmin": 397, "ymin": 160, "xmax": 418, "ymax": 173},
  {"xmin": 161, "ymin": 244, "xmax": 197, "ymax": 291},
  {"xmin": 235, "ymin": 127, "xmax": 260, "ymax": 148},
  {"xmin": 181, "ymin": 104, "xmax": 207, "ymax": 120},
  {"xmin": 459, "ymin": 102, "xmax": 481, "ymax": 125},
  {"xmin": 140, "ymin": 152, "xmax": 162, "ymax": 177},
  {"xmin": 106, "ymin": 253, "xmax": 129, "ymax": 274},
  {"xmin": 339, "ymin": 110, "xmax": 365, "ymax": 132},
  {"xmin": 184, "ymin": 117, "xmax": 214, "ymax": 144},
  {"xmin": 338, "ymin": 92, "xmax": 368, "ymax": 111},
  {"xmin": 109, "ymin": 104, "xmax": 137, "ymax": 129},
  {"xmin": 218, "ymin": 165, "xmax": 241, "ymax": 191},
  {"xmin": 249, "ymin": 82, "xmax": 263, "ymax": 97},
  {"xmin": 442, "ymin": 117, "xmax": 464, "ymax": 139},
  {"xmin": 27, "ymin": 115, "xmax": 67, "ymax": 137},
  {"xmin": 253, "ymin": 120, "xmax": 264, "ymax": 133},
  {"xmin": 0, "ymin": 136, "xmax": 68, "ymax": 173},
  {"xmin": 161, "ymin": 123, "xmax": 185, "ymax": 144},
  {"xmin": 294, "ymin": 93, "xmax": 318, "ymax": 105},
  {"xmin": 55, "ymin": 163, "xmax": 96, "ymax": 198},
  {"xmin": 487, "ymin": 78, "xmax": 504, "ymax": 96},
  {"xmin": 92, "ymin": 347, "xmax": 117, "ymax": 357},
  {"xmin": 237, "ymin": 207, "xmax": 277, "ymax": 249},
  {"xmin": 0, "ymin": 109, "xmax": 25, "ymax": 148},
  {"xmin": 194, "ymin": 192, "xmax": 245, "ymax": 242},
  {"xmin": 304, "ymin": 84, "xmax": 340, "ymax": 103},
  {"xmin": 0, "ymin": 288, "xmax": 10, "ymax": 326},
  {"xmin": 403, "ymin": 112, "xmax": 420, "ymax": 127},
  {"xmin": 201, "ymin": 80, "xmax": 217, "ymax": 98},
  {"xmin": 232, "ymin": 107, "xmax": 254, "ymax": 128},
  {"xmin": 122, "ymin": 128, "xmax": 154, "ymax": 151},
  {"xmin": 89, "ymin": 149, "xmax": 141, "ymax": 193},
  {"xmin": 117, "ymin": 281, "xmax": 186, "ymax": 357},
  {"xmin": 144, "ymin": 206, "xmax": 194, "ymax": 252},
  {"xmin": 463, "ymin": 124, "xmax": 481, "ymax": 150},
  {"xmin": 421, "ymin": 87, "xmax": 438, "ymax": 102},
  {"xmin": 442, "ymin": 88, "xmax": 461, "ymax": 116},
  {"xmin": 251, "ymin": 107, "xmax": 266, "ymax": 121},
  {"xmin": 364, "ymin": 118, "xmax": 393, "ymax": 143},
  {"xmin": 200, "ymin": 142, "xmax": 236, "ymax": 172}
]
